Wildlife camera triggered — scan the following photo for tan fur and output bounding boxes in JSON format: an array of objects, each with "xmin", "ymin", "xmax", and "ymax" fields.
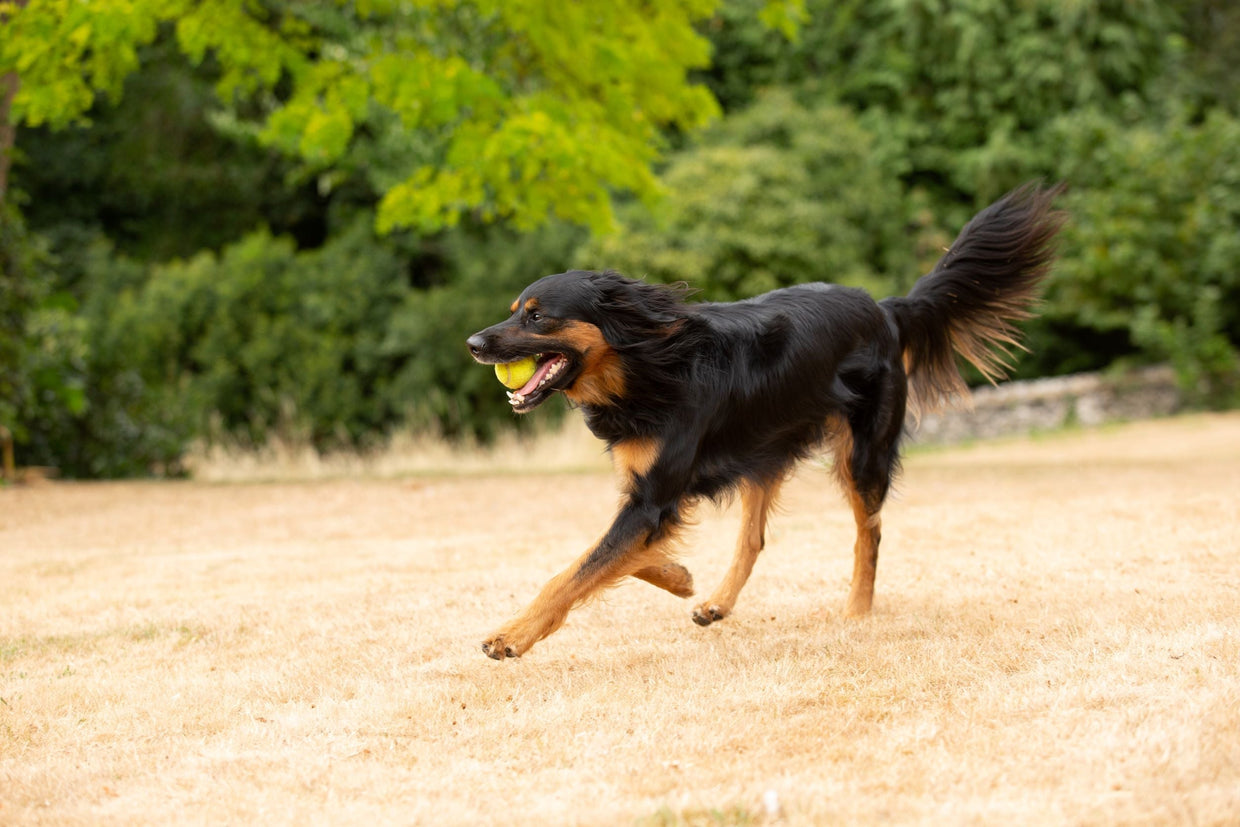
[
  {"xmin": 611, "ymin": 438, "xmax": 660, "ymax": 487},
  {"xmin": 559, "ymin": 321, "xmax": 627, "ymax": 407},
  {"xmin": 632, "ymin": 562, "xmax": 695, "ymax": 598},
  {"xmin": 828, "ymin": 418, "xmax": 881, "ymax": 618},
  {"xmin": 692, "ymin": 477, "xmax": 783, "ymax": 624},
  {"xmin": 482, "ymin": 516, "xmax": 688, "ymax": 658}
]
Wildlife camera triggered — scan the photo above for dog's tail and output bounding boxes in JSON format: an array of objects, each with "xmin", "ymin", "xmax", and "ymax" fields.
[{"xmin": 880, "ymin": 182, "xmax": 1066, "ymax": 415}]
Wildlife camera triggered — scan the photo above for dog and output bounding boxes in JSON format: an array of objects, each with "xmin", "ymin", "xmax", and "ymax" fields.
[{"xmin": 466, "ymin": 182, "xmax": 1065, "ymax": 660}]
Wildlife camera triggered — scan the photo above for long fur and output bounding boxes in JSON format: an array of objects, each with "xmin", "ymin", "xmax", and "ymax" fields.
[
  {"xmin": 466, "ymin": 182, "xmax": 1065, "ymax": 659},
  {"xmin": 881, "ymin": 182, "xmax": 1067, "ymax": 414}
]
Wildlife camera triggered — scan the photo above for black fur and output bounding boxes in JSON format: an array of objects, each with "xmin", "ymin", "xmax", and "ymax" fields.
[{"xmin": 466, "ymin": 182, "xmax": 1065, "ymax": 658}]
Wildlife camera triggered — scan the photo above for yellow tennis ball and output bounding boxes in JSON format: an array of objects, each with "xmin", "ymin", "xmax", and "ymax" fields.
[{"xmin": 495, "ymin": 357, "xmax": 538, "ymax": 389}]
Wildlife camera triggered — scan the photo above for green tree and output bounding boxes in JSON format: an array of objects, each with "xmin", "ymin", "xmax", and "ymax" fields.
[
  {"xmin": 585, "ymin": 91, "xmax": 922, "ymax": 301},
  {"xmin": 613, "ymin": 0, "xmax": 1240, "ymax": 396},
  {"xmin": 0, "ymin": 0, "xmax": 800, "ymax": 234},
  {"xmin": 0, "ymin": 0, "xmax": 810, "ymax": 476},
  {"xmin": 14, "ymin": 38, "xmax": 319, "ymax": 262},
  {"xmin": 699, "ymin": 0, "xmax": 1181, "ymax": 197},
  {"xmin": 1046, "ymin": 109, "xmax": 1240, "ymax": 403}
]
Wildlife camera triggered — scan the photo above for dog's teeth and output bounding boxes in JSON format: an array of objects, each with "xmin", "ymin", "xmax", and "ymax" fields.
[{"xmin": 537, "ymin": 359, "xmax": 563, "ymax": 389}]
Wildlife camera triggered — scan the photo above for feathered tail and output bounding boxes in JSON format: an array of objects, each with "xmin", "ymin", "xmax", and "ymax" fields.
[{"xmin": 880, "ymin": 182, "xmax": 1067, "ymax": 415}]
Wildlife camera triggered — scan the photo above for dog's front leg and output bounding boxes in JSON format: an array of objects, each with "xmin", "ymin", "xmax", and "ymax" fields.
[{"xmin": 482, "ymin": 499, "xmax": 684, "ymax": 660}]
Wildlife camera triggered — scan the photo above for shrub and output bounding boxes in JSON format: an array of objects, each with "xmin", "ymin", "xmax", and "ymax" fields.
[
  {"xmin": 585, "ymin": 92, "xmax": 923, "ymax": 301},
  {"xmin": 1043, "ymin": 109, "xmax": 1240, "ymax": 403}
]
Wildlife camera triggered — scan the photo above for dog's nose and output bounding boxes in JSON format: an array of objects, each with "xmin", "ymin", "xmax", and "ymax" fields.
[{"xmin": 466, "ymin": 334, "xmax": 487, "ymax": 357}]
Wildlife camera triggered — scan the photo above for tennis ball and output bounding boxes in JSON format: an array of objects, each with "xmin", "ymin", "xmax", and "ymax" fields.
[{"xmin": 495, "ymin": 357, "xmax": 538, "ymax": 389}]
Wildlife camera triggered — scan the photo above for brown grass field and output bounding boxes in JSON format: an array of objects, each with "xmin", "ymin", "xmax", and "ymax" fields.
[{"xmin": 2, "ymin": 413, "xmax": 1239, "ymax": 825}]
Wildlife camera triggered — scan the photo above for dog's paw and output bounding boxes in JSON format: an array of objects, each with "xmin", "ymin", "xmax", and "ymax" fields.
[
  {"xmin": 481, "ymin": 633, "xmax": 522, "ymax": 660},
  {"xmin": 691, "ymin": 602, "xmax": 728, "ymax": 627},
  {"xmin": 844, "ymin": 592, "xmax": 873, "ymax": 618}
]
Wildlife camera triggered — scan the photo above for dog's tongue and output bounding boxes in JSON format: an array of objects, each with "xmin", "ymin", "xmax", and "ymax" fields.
[{"xmin": 516, "ymin": 355, "xmax": 563, "ymax": 396}]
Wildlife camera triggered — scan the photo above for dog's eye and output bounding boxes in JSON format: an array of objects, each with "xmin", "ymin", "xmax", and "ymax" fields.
[{"xmin": 529, "ymin": 312, "xmax": 542, "ymax": 323}]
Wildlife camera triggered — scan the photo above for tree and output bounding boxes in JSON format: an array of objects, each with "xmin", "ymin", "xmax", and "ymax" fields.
[
  {"xmin": 0, "ymin": 0, "xmax": 802, "ymax": 235},
  {"xmin": 585, "ymin": 91, "xmax": 920, "ymax": 301},
  {"xmin": 606, "ymin": 0, "xmax": 1240, "ymax": 397},
  {"xmin": 698, "ymin": 0, "xmax": 1182, "ymax": 199},
  {"xmin": 0, "ymin": 0, "xmax": 26, "ymax": 204}
]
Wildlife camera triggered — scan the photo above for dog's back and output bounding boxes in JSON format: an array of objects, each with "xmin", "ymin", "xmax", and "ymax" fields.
[{"xmin": 661, "ymin": 284, "xmax": 902, "ymax": 498}]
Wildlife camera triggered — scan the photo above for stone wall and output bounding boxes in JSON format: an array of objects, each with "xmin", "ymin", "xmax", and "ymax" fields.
[{"xmin": 907, "ymin": 365, "xmax": 1183, "ymax": 445}]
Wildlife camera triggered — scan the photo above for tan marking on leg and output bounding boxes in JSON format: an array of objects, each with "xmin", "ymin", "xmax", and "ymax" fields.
[
  {"xmin": 482, "ymin": 547, "xmax": 602, "ymax": 660},
  {"xmin": 844, "ymin": 502, "xmax": 880, "ymax": 617},
  {"xmin": 482, "ymin": 512, "xmax": 687, "ymax": 659},
  {"xmin": 632, "ymin": 562, "xmax": 694, "ymax": 598},
  {"xmin": 631, "ymin": 496, "xmax": 695, "ymax": 597},
  {"xmin": 692, "ymin": 477, "xmax": 783, "ymax": 625},
  {"xmin": 830, "ymin": 418, "xmax": 881, "ymax": 618}
]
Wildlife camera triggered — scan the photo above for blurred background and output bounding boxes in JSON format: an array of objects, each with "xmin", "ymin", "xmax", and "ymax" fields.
[{"xmin": 1, "ymin": 0, "xmax": 1237, "ymax": 478}]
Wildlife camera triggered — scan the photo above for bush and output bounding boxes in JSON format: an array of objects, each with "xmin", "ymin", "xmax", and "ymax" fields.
[
  {"xmin": 382, "ymin": 221, "xmax": 587, "ymax": 440},
  {"xmin": 585, "ymin": 92, "xmax": 924, "ymax": 301},
  {"xmin": 1041, "ymin": 109, "xmax": 1240, "ymax": 403},
  {"xmin": 0, "ymin": 206, "xmax": 100, "ymax": 474},
  {"xmin": 95, "ymin": 220, "xmax": 408, "ymax": 451}
]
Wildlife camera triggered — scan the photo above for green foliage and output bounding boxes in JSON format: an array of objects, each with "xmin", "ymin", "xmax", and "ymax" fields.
[
  {"xmin": 598, "ymin": 0, "xmax": 1240, "ymax": 398},
  {"xmin": 586, "ymin": 92, "xmax": 922, "ymax": 300},
  {"xmin": 0, "ymin": 206, "xmax": 88, "ymax": 438},
  {"xmin": 4, "ymin": 0, "xmax": 1240, "ymax": 477},
  {"xmin": 9, "ymin": 222, "xmax": 409, "ymax": 476},
  {"xmin": 0, "ymin": 204, "xmax": 44, "ymax": 439},
  {"xmin": 15, "ymin": 39, "xmax": 312, "ymax": 261},
  {"xmin": 98, "ymin": 221, "xmax": 409, "ymax": 451},
  {"xmin": 700, "ymin": 0, "xmax": 1182, "ymax": 197},
  {"xmin": 1047, "ymin": 108, "xmax": 1240, "ymax": 403},
  {"xmin": 1, "ymin": 0, "xmax": 725, "ymax": 235},
  {"xmin": 8, "ymin": 215, "xmax": 586, "ymax": 475},
  {"xmin": 1170, "ymin": 0, "xmax": 1240, "ymax": 115},
  {"xmin": 0, "ymin": 209, "xmax": 157, "ymax": 477},
  {"xmin": 381, "ymin": 221, "xmax": 586, "ymax": 440},
  {"xmin": 0, "ymin": 0, "xmax": 303, "ymax": 128}
]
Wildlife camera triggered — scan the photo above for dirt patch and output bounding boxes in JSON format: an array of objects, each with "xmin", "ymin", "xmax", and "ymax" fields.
[{"xmin": 2, "ymin": 413, "xmax": 1239, "ymax": 825}]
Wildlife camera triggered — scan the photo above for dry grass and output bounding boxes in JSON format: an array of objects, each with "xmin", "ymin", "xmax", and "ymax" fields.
[
  {"xmin": 183, "ymin": 418, "xmax": 610, "ymax": 482},
  {"xmin": 2, "ymin": 413, "xmax": 1239, "ymax": 825}
]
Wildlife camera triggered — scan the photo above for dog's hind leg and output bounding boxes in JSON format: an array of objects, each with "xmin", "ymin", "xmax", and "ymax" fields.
[
  {"xmin": 834, "ymin": 385, "xmax": 905, "ymax": 617},
  {"xmin": 691, "ymin": 477, "xmax": 783, "ymax": 626},
  {"xmin": 839, "ymin": 458, "xmax": 883, "ymax": 618}
]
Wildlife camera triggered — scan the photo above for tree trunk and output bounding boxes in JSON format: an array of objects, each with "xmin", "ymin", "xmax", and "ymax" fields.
[
  {"xmin": 0, "ymin": 0, "xmax": 28, "ymax": 205},
  {"xmin": 0, "ymin": 71, "xmax": 18, "ymax": 205}
]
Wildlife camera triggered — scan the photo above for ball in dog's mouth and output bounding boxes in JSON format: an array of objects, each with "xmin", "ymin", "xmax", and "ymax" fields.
[{"xmin": 504, "ymin": 354, "xmax": 569, "ymax": 410}]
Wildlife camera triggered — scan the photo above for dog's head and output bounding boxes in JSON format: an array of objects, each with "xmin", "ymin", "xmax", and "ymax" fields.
[
  {"xmin": 466, "ymin": 270, "xmax": 628, "ymax": 412},
  {"xmin": 467, "ymin": 270, "xmax": 692, "ymax": 413}
]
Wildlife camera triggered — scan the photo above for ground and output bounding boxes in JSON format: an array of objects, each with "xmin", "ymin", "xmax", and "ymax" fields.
[{"xmin": 1, "ymin": 413, "xmax": 1238, "ymax": 825}]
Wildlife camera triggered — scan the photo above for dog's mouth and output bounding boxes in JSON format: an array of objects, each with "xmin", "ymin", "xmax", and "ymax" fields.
[{"xmin": 506, "ymin": 353, "xmax": 576, "ymax": 413}]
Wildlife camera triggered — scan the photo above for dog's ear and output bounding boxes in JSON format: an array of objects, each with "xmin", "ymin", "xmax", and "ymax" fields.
[{"xmin": 589, "ymin": 271, "xmax": 690, "ymax": 348}]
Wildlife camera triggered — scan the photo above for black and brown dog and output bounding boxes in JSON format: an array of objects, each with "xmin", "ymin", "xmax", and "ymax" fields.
[{"xmin": 467, "ymin": 182, "xmax": 1065, "ymax": 660}]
